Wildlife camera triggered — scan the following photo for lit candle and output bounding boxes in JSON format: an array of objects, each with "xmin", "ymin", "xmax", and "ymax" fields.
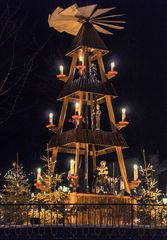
[
  {"xmin": 133, "ymin": 164, "xmax": 138, "ymax": 181},
  {"xmin": 37, "ymin": 168, "xmax": 41, "ymax": 183},
  {"xmin": 49, "ymin": 112, "xmax": 53, "ymax": 125},
  {"xmin": 75, "ymin": 102, "xmax": 79, "ymax": 114},
  {"xmin": 79, "ymin": 54, "xmax": 83, "ymax": 65},
  {"xmin": 111, "ymin": 62, "xmax": 115, "ymax": 71},
  {"xmin": 120, "ymin": 179, "xmax": 124, "ymax": 190},
  {"xmin": 70, "ymin": 159, "xmax": 75, "ymax": 175},
  {"xmin": 121, "ymin": 108, "xmax": 126, "ymax": 121},
  {"xmin": 59, "ymin": 65, "xmax": 64, "ymax": 75}
]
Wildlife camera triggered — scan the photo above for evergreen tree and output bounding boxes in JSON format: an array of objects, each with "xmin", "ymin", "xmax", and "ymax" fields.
[
  {"xmin": 0, "ymin": 160, "xmax": 31, "ymax": 224},
  {"xmin": 136, "ymin": 159, "xmax": 166, "ymax": 225},
  {"xmin": 2, "ymin": 161, "xmax": 30, "ymax": 204}
]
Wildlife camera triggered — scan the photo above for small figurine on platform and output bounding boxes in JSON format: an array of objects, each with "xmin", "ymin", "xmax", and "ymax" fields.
[
  {"xmin": 94, "ymin": 160, "xmax": 110, "ymax": 193},
  {"xmin": 91, "ymin": 104, "xmax": 101, "ymax": 130},
  {"xmin": 89, "ymin": 63, "xmax": 98, "ymax": 81}
]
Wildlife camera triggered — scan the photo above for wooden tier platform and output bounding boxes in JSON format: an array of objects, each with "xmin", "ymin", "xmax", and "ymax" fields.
[
  {"xmin": 68, "ymin": 192, "xmax": 135, "ymax": 204},
  {"xmin": 66, "ymin": 193, "xmax": 137, "ymax": 225}
]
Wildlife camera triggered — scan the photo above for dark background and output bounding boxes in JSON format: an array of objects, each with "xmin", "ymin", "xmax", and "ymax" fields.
[{"xmin": 0, "ymin": 0, "xmax": 166, "ymax": 180}]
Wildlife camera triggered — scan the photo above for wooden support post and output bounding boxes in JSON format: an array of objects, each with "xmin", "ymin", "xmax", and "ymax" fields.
[
  {"xmin": 88, "ymin": 55, "xmax": 92, "ymax": 69},
  {"xmin": 49, "ymin": 147, "xmax": 58, "ymax": 176},
  {"xmin": 68, "ymin": 52, "xmax": 78, "ymax": 83},
  {"xmin": 58, "ymin": 97, "xmax": 69, "ymax": 132},
  {"xmin": 96, "ymin": 51, "xmax": 107, "ymax": 82},
  {"xmin": 115, "ymin": 146, "xmax": 130, "ymax": 194},
  {"xmin": 75, "ymin": 143, "xmax": 80, "ymax": 175},
  {"xmin": 92, "ymin": 145, "xmax": 96, "ymax": 172},
  {"xmin": 78, "ymin": 92, "xmax": 83, "ymax": 116},
  {"xmin": 85, "ymin": 143, "xmax": 89, "ymax": 192},
  {"xmin": 105, "ymin": 95, "xmax": 116, "ymax": 131}
]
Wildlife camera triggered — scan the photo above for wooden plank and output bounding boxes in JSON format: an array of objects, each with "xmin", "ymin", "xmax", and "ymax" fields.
[
  {"xmin": 92, "ymin": 145, "xmax": 96, "ymax": 172},
  {"xmin": 115, "ymin": 146, "xmax": 130, "ymax": 194},
  {"xmin": 96, "ymin": 146, "xmax": 115, "ymax": 156},
  {"xmin": 105, "ymin": 95, "xmax": 117, "ymax": 131},
  {"xmin": 58, "ymin": 97, "xmax": 69, "ymax": 132},
  {"xmin": 79, "ymin": 92, "xmax": 83, "ymax": 116},
  {"xmin": 68, "ymin": 52, "xmax": 78, "ymax": 83},
  {"xmin": 96, "ymin": 51, "xmax": 107, "ymax": 82},
  {"xmin": 85, "ymin": 143, "xmax": 89, "ymax": 192},
  {"xmin": 75, "ymin": 143, "xmax": 80, "ymax": 175},
  {"xmin": 49, "ymin": 147, "xmax": 58, "ymax": 176}
]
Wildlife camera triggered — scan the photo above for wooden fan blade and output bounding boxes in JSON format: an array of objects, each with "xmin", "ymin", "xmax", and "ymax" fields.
[
  {"xmin": 93, "ymin": 21, "xmax": 124, "ymax": 30},
  {"xmin": 93, "ymin": 24, "xmax": 113, "ymax": 35},
  {"xmin": 60, "ymin": 4, "xmax": 80, "ymax": 17},
  {"xmin": 78, "ymin": 4, "xmax": 97, "ymax": 18},
  {"xmin": 94, "ymin": 14, "xmax": 125, "ymax": 20},
  {"xmin": 92, "ymin": 19, "xmax": 126, "ymax": 24},
  {"xmin": 90, "ymin": 7, "xmax": 116, "ymax": 19}
]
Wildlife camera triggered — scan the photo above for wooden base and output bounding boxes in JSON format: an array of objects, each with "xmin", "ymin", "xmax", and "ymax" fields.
[
  {"xmin": 66, "ymin": 193, "xmax": 137, "ymax": 225},
  {"xmin": 67, "ymin": 192, "xmax": 135, "ymax": 204}
]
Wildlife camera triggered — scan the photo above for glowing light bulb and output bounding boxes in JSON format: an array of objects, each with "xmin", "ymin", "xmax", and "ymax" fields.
[
  {"xmin": 49, "ymin": 112, "xmax": 53, "ymax": 125},
  {"xmin": 121, "ymin": 108, "xmax": 126, "ymax": 121},
  {"xmin": 111, "ymin": 62, "xmax": 115, "ymax": 71},
  {"xmin": 59, "ymin": 65, "xmax": 64, "ymax": 75}
]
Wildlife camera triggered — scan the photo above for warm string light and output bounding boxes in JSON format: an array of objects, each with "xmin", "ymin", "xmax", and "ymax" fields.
[
  {"xmin": 111, "ymin": 62, "xmax": 115, "ymax": 71},
  {"xmin": 49, "ymin": 112, "xmax": 53, "ymax": 125},
  {"xmin": 121, "ymin": 108, "xmax": 126, "ymax": 121},
  {"xmin": 59, "ymin": 65, "xmax": 64, "ymax": 75},
  {"xmin": 133, "ymin": 164, "xmax": 138, "ymax": 181}
]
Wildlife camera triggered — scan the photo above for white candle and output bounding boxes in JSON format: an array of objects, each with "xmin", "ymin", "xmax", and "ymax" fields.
[
  {"xmin": 37, "ymin": 168, "xmax": 41, "ymax": 183},
  {"xmin": 121, "ymin": 108, "xmax": 126, "ymax": 121},
  {"xmin": 111, "ymin": 62, "xmax": 115, "ymax": 71},
  {"xmin": 75, "ymin": 102, "xmax": 79, "ymax": 114},
  {"xmin": 59, "ymin": 65, "xmax": 64, "ymax": 75},
  {"xmin": 70, "ymin": 160, "xmax": 75, "ymax": 175},
  {"xmin": 133, "ymin": 164, "xmax": 138, "ymax": 181},
  {"xmin": 79, "ymin": 54, "xmax": 83, "ymax": 65},
  {"xmin": 120, "ymin": 179, "xmax": 124, "ymax": 190},
  {"xmin": 49, "ymin": 113, "xmax": 53, "ymax": 125}
]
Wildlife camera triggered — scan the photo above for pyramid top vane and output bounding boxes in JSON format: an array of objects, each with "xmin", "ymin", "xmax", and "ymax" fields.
[{"xmin": 48, "ymin": 4, "xmax": 125, "ymax": 36}]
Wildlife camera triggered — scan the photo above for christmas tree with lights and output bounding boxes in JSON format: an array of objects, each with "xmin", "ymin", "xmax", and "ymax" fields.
[{"xmin": 0, "ymin": 156, "xmax": 30, "ymax": 224}]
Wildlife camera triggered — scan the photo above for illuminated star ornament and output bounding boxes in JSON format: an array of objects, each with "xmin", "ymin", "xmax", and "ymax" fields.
[{"xmin": 48, "ymin": 4, "xmax": 125, "ymax": 36}]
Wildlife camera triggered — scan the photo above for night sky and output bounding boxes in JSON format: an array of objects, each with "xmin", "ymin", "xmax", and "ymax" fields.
[{"xmin": 0, "ymin": 0, "xmax": 167, "ymax": 176}]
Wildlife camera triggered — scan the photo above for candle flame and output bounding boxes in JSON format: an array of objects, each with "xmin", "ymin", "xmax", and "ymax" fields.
[
  {"xmin": 133, "ymin": 164, "xmax": 138, "ymax": 170},
  {"xmin": 49, "ymin": 112, "xmax": 53, "ymax": 118},
  {"xmin": 75, "ymin": 102, "xmax": 79, "ymax": 108},
  {"xmin": 59, "ymin": 65, "xmax": 64, "ymax": 74},
  {"xmin": 122, "ymin": 108, "xmax": 126, "ymax": 114},
  {"xmin": 37, "ymin": 168, "xmax": 41, "ymax": 174},
  {"xmin": 70, "ymin": 159, "xmax": 75, "ymax": 164},
  {"xmin": 111, "ymin": 62, "xmax": 115, "ymax": 70}
]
